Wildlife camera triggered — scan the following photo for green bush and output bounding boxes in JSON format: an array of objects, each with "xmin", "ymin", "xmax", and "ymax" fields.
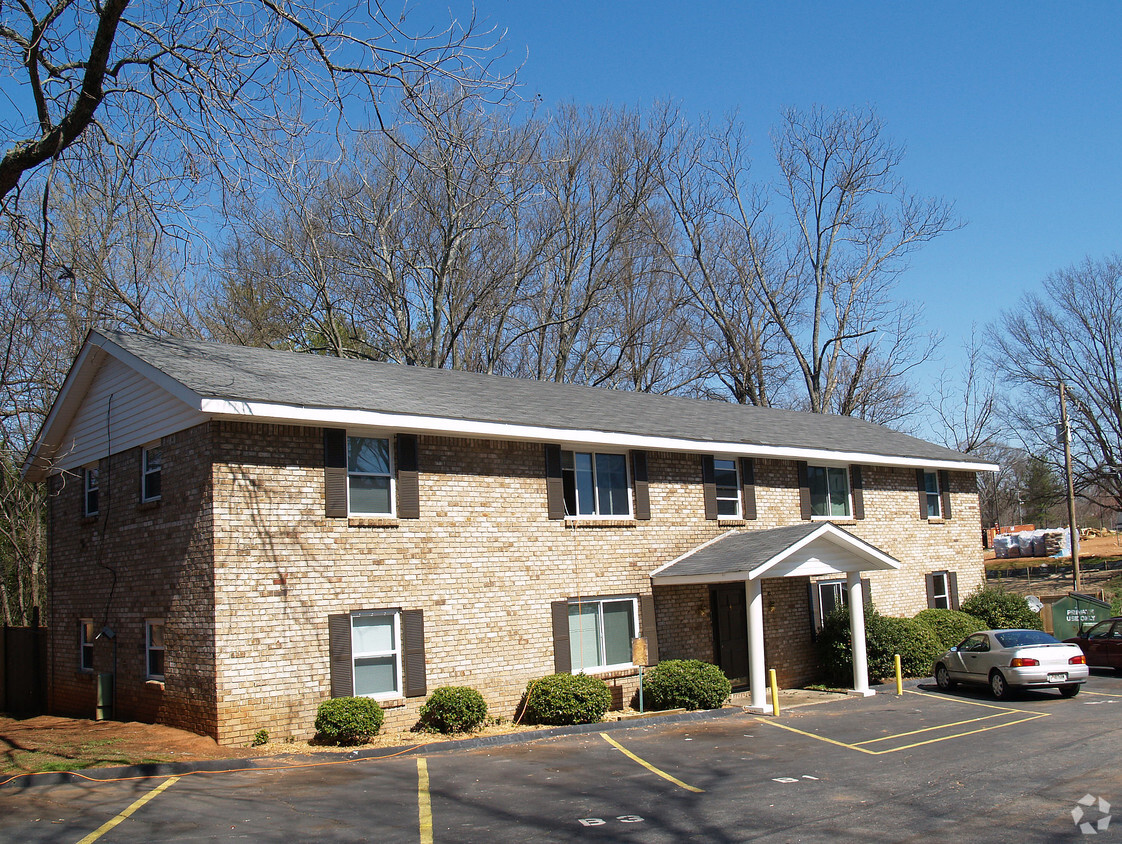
[
  {"xmin": 913, "ymin": 608, "xmax": 986, "ymax": 650},
  {"xmin": 817, "ymin": 603, "xmax": 942, "ymax": 683},
  {"xmin": 959, "ymin": 587, "xmax": 1043, "ymax": 631},
  {"xmin": 418, "ymin": 686, "xmax": 488, "ymax": 734},
  {"xmin": 643, "ymin": 659, "xmax": 731, "ymax": 711},
  {"xmin": 314, "ymin": 696, "xmax": 384, "ymax": 745},
  {"xmin": 521, "ymin": 673, "xmax": 612, "ymax": 726},
  {"xmin": 251, "ymin": 729, "xmax": 269, "ymax": 747}
]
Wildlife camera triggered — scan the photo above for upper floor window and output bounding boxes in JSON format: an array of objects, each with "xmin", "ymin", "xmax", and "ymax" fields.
[
  {"xmin": 84, "ymin": 467, "xmax": 99, "ymax": 516},
  {"xmin": 808, "ymin": 464, "xmax": 850, "ymax": 518},
  {"xmin": 348, "ymin": 436, "xmax": 393, "ymax": 515},
  {"xmin": 146, "ymin": 620, "xmax": 166, "ymax": 680},
  {"xmin": 141, "ymin": 446, "xmax": 162, "ymax": 502},
  {"xmin": 923, "ymin": 470, "xmax": 942, "ymax": 518},
  {"xmin": 562, "ymin": 451, "xmax": 630, "ymax": 517},
  {"xmin": 714, "ymin": 458, "xmax": 741, "ymax": 518},
  {"xmin": 568, "ymin": 597, "xmax": 637, "ymax": 672},
  {"xmin": 80, "ymin": 619, "xmax": 95, "ymax": 672}
]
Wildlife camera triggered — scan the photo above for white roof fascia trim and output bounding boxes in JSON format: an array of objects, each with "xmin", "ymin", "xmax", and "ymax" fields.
[
  {"xmin": 199, "ymin": 399, "xmax": 996, "ymax": 472},
  {"xmin": 649, "ymin": 530, "xmax": 741, "ymax": 577},
  {"xmin": 651, "ymin": 571, "xmax": 758, "ymax": 586}
]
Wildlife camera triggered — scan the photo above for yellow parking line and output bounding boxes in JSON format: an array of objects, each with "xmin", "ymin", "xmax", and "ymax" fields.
[
  {"xmin": 852, "ymin": 712, "xmax": 1007, "ymax": 745},
  {"xmin": 1080, "ymin": 690, "xmax": 1120, "ymax": 697},
  {"xmin": 879, "ymin": 713, "xmax": 1050, "ymax": 753},
  {"xmin": 418, "ymin": 758, "xmax": 433, "ymax": 844},
  {"xmin": 599, "ymin": 733, "xmax": 704, "ymax": 792},
  {"xmin": 75, "ymin": 776, "xmax": 179, "ymax": 844},
  {"xmin": 904, "ymin": 689, "xmax": 1043, "ymax": 716},
  {"xmin": 760, "ymin": 720, "xmax": 878, "ymax": 755}
]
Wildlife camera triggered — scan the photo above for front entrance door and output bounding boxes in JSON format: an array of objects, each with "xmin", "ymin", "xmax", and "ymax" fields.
[{"xmin": 712, "ymin": 583, "xmax": 749, "ymax": 688}]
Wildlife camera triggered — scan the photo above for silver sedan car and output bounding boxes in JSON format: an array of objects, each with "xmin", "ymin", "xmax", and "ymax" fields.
[{"xmin": 932, "ymin": 629, "xmax": 1089, "ymax": 699}]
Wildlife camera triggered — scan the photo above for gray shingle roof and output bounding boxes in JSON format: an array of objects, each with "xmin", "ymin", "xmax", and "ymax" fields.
[
  {"xmin": 651, "ymin": 522, "xmax": 899, "ymax": 580},
  {"xmin": 97, "ymin": 329, "xmax": 989, "ymax": 467}
]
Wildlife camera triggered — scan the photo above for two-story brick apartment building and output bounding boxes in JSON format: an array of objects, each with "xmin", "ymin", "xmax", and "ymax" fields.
[{"xmin": 24, "ymin": 330, "xmax": 995, "ymax": 745}]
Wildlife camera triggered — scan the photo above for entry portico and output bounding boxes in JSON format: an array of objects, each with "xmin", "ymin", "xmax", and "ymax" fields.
[{"xmin": 650, "ymin": 522, "xmax": 901, "ymax": 712}]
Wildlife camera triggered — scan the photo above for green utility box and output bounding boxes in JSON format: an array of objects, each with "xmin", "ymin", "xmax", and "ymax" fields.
[{"xmin": 1050, "ymin": 593, "xmax": 1112, "ymax": 641}]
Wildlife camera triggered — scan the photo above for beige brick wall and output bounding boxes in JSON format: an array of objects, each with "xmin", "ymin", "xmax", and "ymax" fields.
[{"xmin": 48, "ymin": 419, "xmax": 987, "ymax": 746}]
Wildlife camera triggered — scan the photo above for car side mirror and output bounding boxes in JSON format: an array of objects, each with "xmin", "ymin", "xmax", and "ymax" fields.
[{"xmin": 949, "ymin": 646, "xmax": 958, "ymax": 652}]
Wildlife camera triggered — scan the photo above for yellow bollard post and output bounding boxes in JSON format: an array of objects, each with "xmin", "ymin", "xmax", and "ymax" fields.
[
  {"xmin": 894, "ymin": 654, "xmax": 903, "ymax": 695},
  {"xmin": 768, "ymin": 668, "xmax": 780, "ymax": 716}
]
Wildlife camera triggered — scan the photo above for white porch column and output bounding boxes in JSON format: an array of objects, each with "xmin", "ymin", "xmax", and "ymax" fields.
[
  {"xmin": 745, "ymin": 578, "xmax": 769, "ymax": 713},
  {"xmin": 846, "ymin": 571, "xmax": 875, "ymax": 697}
]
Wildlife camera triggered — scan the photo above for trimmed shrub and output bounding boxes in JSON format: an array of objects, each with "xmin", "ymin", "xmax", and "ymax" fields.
[
  {"xmin": 418, "ymin": 686, "xmax": 488, "ymax": 734},
  {"xmin": 643, "ymin": 659, "xmax": 731, "ymax": 711},
  {"xmin": 913, "ymin": 608, "xmax": 986, "ymax": 650},
  {"xmin": 959, "ymin": 587, "xmax": 1043, "ymax": 631},
  {"xmin": 817, "ymin": 603, "xmax": 941, "ymax": 683},
  {"xmin": 314, "ymin": 696, "xmax": 384, "ymax": 745},
  {"xmin": 521, "ymin": 673, "xmax": 612, "ymax": 726},
  {"xmin": 251, "ymin": 729, "xmax": 269, "ymax": 747}
]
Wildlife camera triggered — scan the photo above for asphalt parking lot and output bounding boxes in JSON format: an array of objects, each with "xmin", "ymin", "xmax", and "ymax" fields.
[{"xmin": 4, "ymin": 671, "xmax": 1122, "ymax": 843}]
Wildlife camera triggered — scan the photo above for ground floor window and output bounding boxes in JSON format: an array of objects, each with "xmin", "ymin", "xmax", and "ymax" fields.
[
  {"xmin": 351, "ymin": 611, "xmax": 401, "ymax": 698},
  {"xmin": 926, "ymin": 571, "xmax": 959, "ymax": 610},
  {"xmin": 146, "ymin": 620, "xmax": 165, "ymax": 680},
  {"xmin": 816, "ymin": 580, "xmax": 848, "ymax": 626},
  {"xmin": 568, "ymin": 597, "xmax": 637, "ymax": 671},
  {"xmin": 80, "ymin": 619, "xmax": 95, "ymax": 672}
]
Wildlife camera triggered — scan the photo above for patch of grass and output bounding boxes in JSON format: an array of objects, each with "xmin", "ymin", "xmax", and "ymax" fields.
[{"xmin": 80, "ymin": 738, "xmax": 122, "ymax": 750}]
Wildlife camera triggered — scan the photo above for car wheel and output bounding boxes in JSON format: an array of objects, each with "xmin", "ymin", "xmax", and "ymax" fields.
[
  {"xmin": 1059, "ymin": 684, "xmax": 1081, "ymax": 698},
  {"xmin": 990, "ymin": 670, "xmax": 1011, "ymax": 700},
  {"xmin": 935, "ymin": 664, "xmax": 955, "ymax": 690}
]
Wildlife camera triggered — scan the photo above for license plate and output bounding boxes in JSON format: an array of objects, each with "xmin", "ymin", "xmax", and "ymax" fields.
[{"xmin": 1047, "ymin": 673, "xmax": 1066, "ymax": 683}]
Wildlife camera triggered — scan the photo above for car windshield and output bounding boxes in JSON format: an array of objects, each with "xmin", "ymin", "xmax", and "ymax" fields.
[{"xmin": 994, "ymin": 630, "xmax": 1058, "ymax": 648}]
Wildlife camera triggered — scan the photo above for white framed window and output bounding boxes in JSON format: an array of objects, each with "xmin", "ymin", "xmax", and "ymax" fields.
[
  {"xmin": 83, "ymin": 467, "xmax": 99, "ymax": 516},
  {"xmin": 930, "ymin": 572, "xmax": 950, "ymax": 609},
  {"xmin": 714, "ymin": 458, "xmax": 741, "ymax": 518},
  {"xmin": 348, "ymin": 435, "xmax": 394, "ymax": 516},
  {"xmin": 351, "ymin": 611, "xmax": 401, "ymax": 698},
  {"xmin": 141, "ymin": 446, "xmax": 162, "ymax": 502},
  {"xmin": 815, "ymin": 579, "xmax": 848, "ymax": 626},
  {"xmin": 923, "ymin": 470, "xmax": 942, "ymax": 518},
  {"xmin": 562, "ymin": 451, "xmax": 630, "ymax": 517},
  {"xmin": 146, "ymin": 620, "xmax": 165, "ymax": 680},
  {"xmin": 80, "ymin": 619, "xmax": 95, "ymax": 672},
  {"xmin": 808, "ymin": 464, "xmax": 850, "ymax": 518},
  {"xmin": 568, "ymin": 597, "xmax": 637, "ymax": 672}
]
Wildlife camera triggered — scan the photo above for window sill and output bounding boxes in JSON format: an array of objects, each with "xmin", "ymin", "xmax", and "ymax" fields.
[
  {"xmin": 138, "ymin": 500, "xmax": 161, "ymax": 511},
  {"xmin": 926, "ymin": 517, "xmax": 947, "ymax": 525},
  {"xmin": 145, "ymin": 679, "xmax": 165, "ymax": 690},
  {"xmin": 82, "ymin": 514, "xmax": 99, "ymax": 524},
  {"xmin": 811, "ymin": 517, "xmax": 857, "ymax": 525},
  {"xmin": 348, "ymin": 517, "xmax": 400, "ymax": 528},
  {"xmin": 376, "ymin": 697, "xmax": 406, "ymax": 709},
  {"xmin": 563, "ymin": 519, "xmax": 637, "ymax": 528},
  {"xmin": 717, "ymin": 518, "xmax": 748, "ymax": 526},
  {"xmin": 577, "ymin": 667, "xmax": 640, "ymax": 680}
]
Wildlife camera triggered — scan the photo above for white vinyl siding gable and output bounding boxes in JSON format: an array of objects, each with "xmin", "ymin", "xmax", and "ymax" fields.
[{"xmin": 54, "ymin": 356, "xmax": 205, "ymax": 474}]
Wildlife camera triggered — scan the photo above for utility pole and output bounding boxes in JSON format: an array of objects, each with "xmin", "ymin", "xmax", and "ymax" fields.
[{"xmin": 1060, "ymin": 383, "xmax": 1081, "ymax": 591}]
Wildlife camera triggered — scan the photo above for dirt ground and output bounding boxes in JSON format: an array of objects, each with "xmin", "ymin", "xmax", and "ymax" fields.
[
  {"xmin": 0, "ymin": 714, "xmax": 553, "ymax": 778},
  {"xmin": 984, "ymin": 533, "xmax": 1122, "ymax": 599}
]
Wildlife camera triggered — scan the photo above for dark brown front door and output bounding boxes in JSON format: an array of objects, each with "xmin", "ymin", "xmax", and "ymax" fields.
[{"xmin": 712, "ymin": 583, "xmax": 749, "ymax": 688}]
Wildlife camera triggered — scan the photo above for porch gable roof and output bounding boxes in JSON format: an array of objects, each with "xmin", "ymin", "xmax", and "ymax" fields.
[{"xmin": 649, "ymin": 522, "xmax": 901, "ymax": 586}]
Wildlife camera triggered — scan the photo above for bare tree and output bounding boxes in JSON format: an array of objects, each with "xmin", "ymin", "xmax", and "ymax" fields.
[
  {"xmin": 761, "ymin": 107, "xmax": 955, "ymax": 418},
  {"xmin": 0, "ymin": 0, "xmax": 511, "ymax": 203},
  {"xmin": 991, "ymin": 255, "xmax": 1122, "ymax": 511}
]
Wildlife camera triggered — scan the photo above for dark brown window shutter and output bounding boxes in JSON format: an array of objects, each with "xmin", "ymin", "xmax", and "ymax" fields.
[
  {"xmin": 328, "ymin": 613, "xmax": 353, "ymax": 698},
  {"xmin": 797, "ymin": 462, "xmax": 811, "ymax": 520},
  {"xmin": 701, "ymin": 455, "xmax": 717, "ymax": 520},
  {"xmin": 916, "ymin": 469, "xmax": 928, "ymax": 518},
  {"xmin": 396, "ymin": 434, "xmax": 420, "ymax": 519},
  {"xmin": 850, "ymin": 465, "xmax": 865, "ymax": 520},
  {"xmin": 948, "ymin": 571, "xmax": 960, "ymax": 610},
  {"xmin": 402, "ymin": 609, "xmax": 427, "ymax": 697},
  {"xmin": 808, "ymin": 581, "xmax": 822, "ymax": 639},
  {"xmin": 551, "ymin": 601, "xmax": 571, "ymax": 673},
  {"xmin": 631, "ymin": 451, "xmax": 651, "ymax": 520},
  {"xmin": 861, "ymin": 577, "xmax": 872, "ymax": 607},
  {"xmin": 740, "ymin": 457, "xmax": 757, "ymax": 520},
  {"xmin": 939, "ymin": 470, "xmax": 952, "ymax": 519},
  {"xmin": 925, "ymin": 572, "xmax": 937, "ymax": 609},
  {"xmin": 324, "ymin": 428, "xmax": 348, "ymax": 518},
  {"xmin": 544, "ymin": 445, "xmax": 564, "ymax": 520},
  {"xmin": 640, "ymin": 594, "xmax": 659, "ymax": 664}
]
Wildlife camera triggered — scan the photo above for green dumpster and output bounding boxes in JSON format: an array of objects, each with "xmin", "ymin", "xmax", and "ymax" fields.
[{"xmin": 1051, "ymin": 593, "xmax": 1112, "ymax": 641}]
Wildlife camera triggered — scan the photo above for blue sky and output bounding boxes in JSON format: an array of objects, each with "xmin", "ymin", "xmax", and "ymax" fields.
[{"xmin": 461, "ymin": 1, "xmax": 1121, "ymax": 382}]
